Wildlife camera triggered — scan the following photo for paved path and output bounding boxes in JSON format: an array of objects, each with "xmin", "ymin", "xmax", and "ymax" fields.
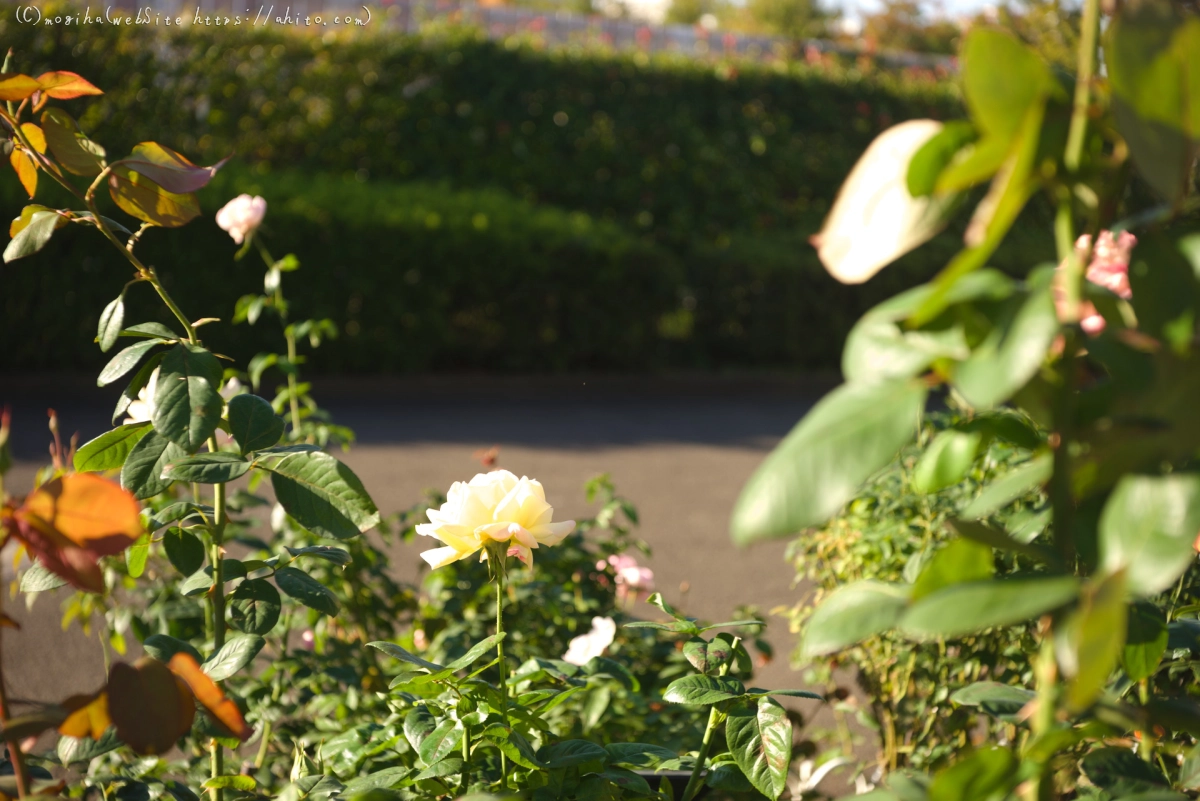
[{"xmin": 3, "ymin": 374, "xmax": 861, "ymax": 785}]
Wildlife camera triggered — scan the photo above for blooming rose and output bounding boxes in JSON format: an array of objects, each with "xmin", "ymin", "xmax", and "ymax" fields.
[
  {"xmin": 123, "ymin": 367, "xmax": 159, "ymax": 425},
  {"xmin": 416, "ymin": 470, "xmax": 575, "ymax": 569},
  {"xmin": 562, "ymin": 616, "xmax": 616, "ymax": 665},
  {"xmin": 1055, "ymin": 230, "xmax": 1137, "ymax": 336},
  {"xmin": 598, "ymin": 554, "xmax": 655, "ymax": 605},
  {"xmin": 215, "ymin": 194, "xmax": 267, "ymax": 245}
]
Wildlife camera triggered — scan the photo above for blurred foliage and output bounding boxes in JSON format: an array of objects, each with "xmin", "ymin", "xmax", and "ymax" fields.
[{"xmin": 0, "ymin": 14, "xmax": 1057, "ymax": 374}]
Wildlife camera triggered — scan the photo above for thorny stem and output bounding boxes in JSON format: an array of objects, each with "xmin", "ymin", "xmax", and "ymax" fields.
[
  {"xmin": 682, "ymin": 637, "xmax": 739, "ymax": 801},
  {"xmin": 207, "ymin": 436, "xmax": 230, "ymax": 801},
  {"xmin": 0, "ymin": 586, "xmax": 30, "ymax": 799},
  {"xmin": 495, "ymin": 572, "xmax": 510, "ymax": 790}
]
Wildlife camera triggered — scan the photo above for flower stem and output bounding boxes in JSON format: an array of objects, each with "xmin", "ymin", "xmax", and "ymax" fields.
[
  {"xmin": 495, "ymin": 572, "xmax": 509, "ymax": 790},
  {"xmin": 682, "ymin": 638, "xmax": 738, "ymax": 801},
  {"xmin": 208, "ymin": 447, "xmax": 229, "ymax": 801}
]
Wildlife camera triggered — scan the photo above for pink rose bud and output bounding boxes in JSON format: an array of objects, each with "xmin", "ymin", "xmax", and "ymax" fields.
[{"xmin": 215, "ymin": 194, "xmax": 267, "ymax": 245}]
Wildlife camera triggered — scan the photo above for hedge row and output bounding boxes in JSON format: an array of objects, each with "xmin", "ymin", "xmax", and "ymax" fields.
[
  {"xmin": 0, "ymin": 167, "xmax": 1053, "ymax": 374},
  {"xmin": 0, "ymin": 11, "xmax": 961, "ymax": 246}
]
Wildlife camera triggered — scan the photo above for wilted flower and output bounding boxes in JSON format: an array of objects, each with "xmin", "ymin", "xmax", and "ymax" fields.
[
  {"xmin": 215, "ymin": 194, "xmax": 267, "ymax": 245},
  {"xmin": 123, "ymin": 367, "xmax": 159, "ymax": 425},
  {"xmin": 562, "ymin": 616, "xmax": 616, "ymax": 665},
  {"xmin": 417, "ymin": 470, "xmax": 575, "ymax": 570},
  {"xmin": 1056, "ymin": 230, "xmax": 1138, "ymax": 336},
  {"xmin": 598, "ymin": 553, "xmax": 655, "ymax": 605}
]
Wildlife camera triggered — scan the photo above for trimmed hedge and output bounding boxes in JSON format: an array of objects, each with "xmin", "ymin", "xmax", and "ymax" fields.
[
  {"xmin": 0, "ymin": 15, "xmax": 1056, "ymax": 373},
  {"xmin": 0, "ymin": 12, "xmax": 960, "ymax": 246}
]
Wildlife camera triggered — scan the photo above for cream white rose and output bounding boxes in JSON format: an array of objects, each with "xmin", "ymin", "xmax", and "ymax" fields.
[
  {"xmin": 123, "ymin": 367, "xmax": 159, "ymax": 425},
  {"xmin": 562, "ymin": 616, "xmax": 616, "ymax": 666},
  {"xmin": 417, "ymin": 470, "xmax": 575, "ymax": 569},
  {"xmin": 215, "ymin": 194, "xmax": 267, "ymax": 245}
]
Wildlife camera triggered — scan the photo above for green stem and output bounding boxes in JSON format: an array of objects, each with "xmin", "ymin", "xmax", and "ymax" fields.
[
  {"xmin": 681, "ymin": 706, "xmax": 721, "ymax": 801},
  {"xmin": 459, "ymin": 722, "xmax": 471, "ymax": 796},
  {"xmin": 254, "ymin": 238, "xmax": 303, "ymax": 435},
  {"xmin": 495, "ymin": 573, "xmax": 509, "ymax": 790},
  {"xmin": 1064, "ymin": 0, "xmax": 1100, "ymax": 175},
  {"xmin": 208, "ymin": 445, "xmax": 229, "ymax": 801},
  {"xmin": 1023, "ymin": 635, "xmax": 1058, "ymax": 801}
]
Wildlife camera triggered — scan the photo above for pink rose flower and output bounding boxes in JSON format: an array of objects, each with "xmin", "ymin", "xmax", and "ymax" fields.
[
  {"xmin": 1056, "ymin": 230, "xmax": 1138, "ymax": 336},
  {"xmin": 215, "ymin": 194, "xmax": 267, "ymax": 245}
]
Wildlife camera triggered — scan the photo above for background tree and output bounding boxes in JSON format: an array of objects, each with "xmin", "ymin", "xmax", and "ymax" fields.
[
  {"xmin": 860, "ymin": 0, "xmax": 962, "ymax": 54},
  {"xmin": 745, "ymin": 0, "xmax": 834, "ymax": 39}
]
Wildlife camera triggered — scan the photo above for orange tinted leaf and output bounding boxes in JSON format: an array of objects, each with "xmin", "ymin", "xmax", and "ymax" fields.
[
  {"xmin": 0, "ymin": 73, "xmax": 42, "ymax": 101},
  {"xmin": 35, "ymin": 71, "xmax": 103, "ymax": 100},
  {"xmin": 168, "ymin": 654, "xmax": 252, "ymax": 740},
  {"xmin": 108, "ymin": 166, "xmax": 200, "ymax": 228},
  {"xmin": 19, "ymin": 124, "xmax": 46, "ymax": 154},
  {"xmin": 58, "ymin": 691, "xmax": 110, "ymax": 740},
  {"xmin": 10, "ymin": 149, "xmax": 37, "ymax": 198},
  {"xmin": 107, "ymin": 658, "xmax": 194, "ymax": 755},
  {"xmin": 20, "ymin": 473, "xmax": 142, "ymax": 552},
  {"xmin": 9, "ymin": 204, "xmax": 56, "ymax": 238},
  {"xmin": 0, "ymin": 613, "xmax": 19, "ymax": 630}
]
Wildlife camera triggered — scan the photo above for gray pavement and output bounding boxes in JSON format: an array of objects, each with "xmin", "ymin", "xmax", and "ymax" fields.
[{"xmin": 2, "ymin": 373, "xmax": 863, "ymax": 788}]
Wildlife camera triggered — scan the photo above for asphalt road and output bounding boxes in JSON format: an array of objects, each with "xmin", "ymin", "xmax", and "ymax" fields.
[{"xmin": 2, "ymin": 373, "xmax": 864, "ymax": 789}]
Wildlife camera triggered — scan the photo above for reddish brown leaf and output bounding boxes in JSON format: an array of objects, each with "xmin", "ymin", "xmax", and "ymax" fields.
[{"xmin": 107, "ymin": 658, "xmax": 194, "ymax": 755}]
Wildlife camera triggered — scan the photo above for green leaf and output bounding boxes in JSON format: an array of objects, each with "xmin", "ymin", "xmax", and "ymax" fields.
[
  {"xmin": 662, "ymin": 675, "xmax": 745, "ymax": 705},
  {"xmin": 603, "ymin": 743, "xmax": 677, "ymax": 769},
  {"xmin": 1099, "ymin": 473, "xmax": 1200, "ymax": 597},
  {"xmin": 911, "ymin": 538, "xmax": 994, "ymax": 600},
  {"xmin": 950, "ymin": 682, "xmax": 1035, "ymax": 722},
  {"xmin": 912, "ymin": 430, "xmax": 983, "ymax": 494},
  {"xmin": 927, "ymin": 746, "xmax": 1016, "ymax": 801},
  {"xmin": 953, "ymin": 270, "xmax": 1059, "ymax": 409},
  {"xmin": 97, "ymin": 296, "xmax": 125, "ymax": 353},
  {"xmin": 123, "ymin": 322, "xmax": 178, "ymax": 339},
  {"xmin": 284, "ymin": 546, "xmax": 351, "ymax": 566},
  {"xmin": 906, "ymin": 120, "xmax": 977, "ymax": 197},
  {"xmin": 800, "ymin": 581, "xmax": 909, "ymax": 658},
  {"xmin": 949, "ymin": 519, "xmax": 1058, "ymax": 564},
  {"xmin": 682, "ymin": 637, "xmax": 733, "ymax": 675},
  {"xmin": 1061, "ymin": 571, "xmax": 1128, "ymax": 713},
  {"xmin": 142, "ymin": 634, "xmax": 203, "ymax": 665},
  {"xmin": 202, "ymin": 633, "xmax": 265, "ymax": 682},
  {"xmin": 74, "ymin": 423, "xmax": 150, "ymax": 473},
  {"xmin": 162, "ymin": 452, "xmax": 251, "ymax": 484},
  {"xmin": 899, "ymin": 575, "xmax": 1079, "ymax": 639},
  {"xmin": 1106, "ymin": 6, "xmax": 1200, "ymax": 201},
  {"xmin": 179, "ymin": 569, "xmax": 214, "ymax": 597},
  {"xmin": 444, "ymin": 633, "xmax": 506, "ymax": 672},
  {"xmin": 259, "ymin": 450, "xmax": 379, "ymax": 540},
  {"xmin": 841, "ymin": 270, "xmax": 1010, "ymax": 384},
  {"xmin": 229, "ymin": 579, "xmax": 282, "ymax": 636},
  {"xmin": 959, "ymin": 453, "xmax": 1052, "ymax": 519},
  {"xmin": 1123, "ymin": 602, "xmax": 1168, "ymax": 683},
  {"xmin": 275, "ymin": 566, "xmax": 339, "ymax": 616},
  {"xmin": 1081, "ymin": 747, "xmax": 1171, "ymax": 795},
  {"xmin": 58, "ymin": 727, "xmax": 121, "ymax": 766},
  {"xmin": 3, "ymin": 210, "xmax": 60, "ymax": 263},
  {"xmin": 493, "ymin": 729, "xmax": 545, "ymax": 769},
  {"xmin": 418, "ymin": 719, "xmax": 463, "ymax": 766},
  {"xmin": 369, "ymin": 641, "xmax": 445, "ymax": 673},
  {"xmin": 20, "ymin": 561, "xmax": 67, "ymax": 593},
  {"xmin": 402, "ymin": 706, "xmax": 436, "ymax": 753},
  {"xmin": 163, "ymin": 526, "xmax": 205, "ymax": 576},
  {"xmin": 725, "ymin": 697, "xmax": 792, "ymax": 800},
  {"xmin": 731, "ymin": 380, "xmax": 928, "ymax": 544},
  {"xmin": 41, "ymin": 108, "xmax": 104, "ymax": 176},
  {"xmin": 121, "ymin": 430, "xmax": 186, "ymax": 500},
  {"xmin": 961, "ymin": 28, "xmax": 1052, "ymax": 140},
  {"xmin": 227, "ymin": 394, "xmax": 285, "ymax": 454},
  {"xmin": 153, "ymin": 343, "xmax": 224, "ymax": 452},
  {"xmin": 97, "ymin": 338, "xmax": 166, "ymax": 387},
  {"xmin": 202, "ymin": 776, "xmax": 256, "ymax": 791},
  {"xmin": 538, "ymin": 739, "xmax": 609, "ymax": 770},
  {"xmin": 113, "ymin": 353, "xmax": 164, "ymax": 424},
  {"xmin": 126, "ymin": 534, "xmax": 150, "ymax": 578}
]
